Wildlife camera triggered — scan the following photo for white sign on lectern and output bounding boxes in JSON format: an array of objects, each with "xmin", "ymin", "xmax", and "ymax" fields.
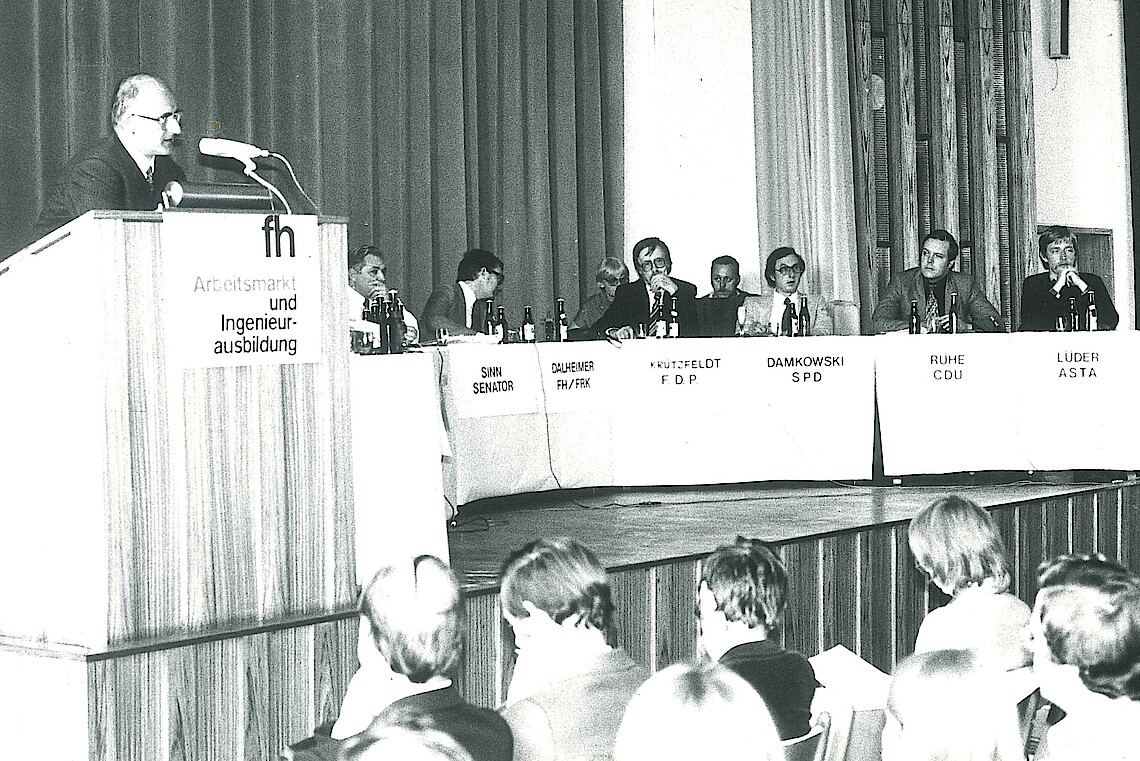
[{"xmin": 161, "ymin": 212, "xmax": 322, "ymax": 368}]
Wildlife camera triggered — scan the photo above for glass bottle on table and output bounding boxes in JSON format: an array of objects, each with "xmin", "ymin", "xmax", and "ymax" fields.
[
  {"xmin": 908, "ymin": 300, "xmax": 920, "ymax": 335},
  {"xmin": 556, "ymin": 298, "xmax": 568, "ymax": 342},
  {"xmin": 797, "ymin": 295, "xmax": 810, "ymax": 336},
  {"xmin": 1068, "ymin": 297, "xmax": 1079, "ymax": 332},
  {"xmin": 484, "ymin": 299, "xmax": 497, "ymax": 337},
  {"xmin": 388, "ymin": 292, "xmax": 406, "ymax": 353},
  {"xmin": 947, "ymin": 292, "xmax": 959, "ymax": 334},
  {"xmin": 666, "ymin": 296, "xmax": 680, "ymax": 338},
  {"xmin": 377, "ymin": 300, "xmax": 392, "ymax": 355},
  {"xmin": 522, "ymin": 305, "xmax": 536, "ymax": 343},
  {"xmin": 1086, "ymin": 290, "xmax": 1098, "ymax": 331},
  {"xmin": 497, "ymin": 305, "xmax": 508, "ymax": 344}
]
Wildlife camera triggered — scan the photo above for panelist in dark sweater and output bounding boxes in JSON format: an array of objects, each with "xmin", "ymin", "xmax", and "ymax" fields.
[{"xmin": 1018, "ymin": 225, "xmax": 1119, "ymax": 331}]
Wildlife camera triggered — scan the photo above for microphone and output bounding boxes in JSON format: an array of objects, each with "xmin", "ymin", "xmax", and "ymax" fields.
[{"xmin": 198, "ymin": 137, "xmax": 269, "ymax": 162}]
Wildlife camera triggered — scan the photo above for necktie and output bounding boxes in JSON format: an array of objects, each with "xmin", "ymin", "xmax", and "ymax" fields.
[
  {"xmin": 145, "ymin": 165, "xmax": 155, "ymax": 190},
  {"xmin": 781, "ymin": 297, "xmax": 795, "ymax": 336},
  {"xmin": 649, "ymin": 292, "xmax": 664, "ymax": 327},
  {"xmin": 925, "ymin": 291, "xmax": 940, "ymax": 333}
]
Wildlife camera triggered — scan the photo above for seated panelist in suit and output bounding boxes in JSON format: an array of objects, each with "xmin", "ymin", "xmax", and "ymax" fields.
[
  {"xmin": 869, "ymin": 230, "xmax": 1005, "ymax": 334},
  {"xmin": 421, "ymin": 248, "xmax": 505, "ymax": 337},
  {"xmin": 738, "ymin": 247, "xmax": 833, "ymax": 336},
  {"xmin": 348, "ymin": 244, "xmax": 419, "ymax": 344},
  {"xmin": 570, "ymin": 256, "xmax": 629, "ymax": 333},
  {"xmin": 1018, "ymin": 225, "xmax": 1119, "ymax": 331},
  {"xmin": 593, "ymin": 237, "xmax": 698, "ymax": 339},
  {"xmin": 35, "ymin": 73, "xmax": 187, "ymax": 240},
  {"xmin": 695, "ymin": 255, "xmax": 756, "ymax": 337}
]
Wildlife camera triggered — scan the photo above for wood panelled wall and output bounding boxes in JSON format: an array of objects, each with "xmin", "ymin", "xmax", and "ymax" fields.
[
  {"xmin": 462, "ymin": 483, "xmax": 1140, "ymax": 703},
  {"xmin": 848, "ymin": 0, "xmax": 1036, "ymax": 330}
]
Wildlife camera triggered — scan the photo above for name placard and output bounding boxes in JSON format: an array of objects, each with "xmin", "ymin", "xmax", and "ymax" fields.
[
  {"xmin": 161, "ymin": 212, "xmax": 322, "ymax": 368},
  {"xmin": 538, "ymin": 342, "xmax": 616, "ymax": 413},
  {"xmin": 445, "ymin": 344, "xmax": 542, "ymax": 419}
]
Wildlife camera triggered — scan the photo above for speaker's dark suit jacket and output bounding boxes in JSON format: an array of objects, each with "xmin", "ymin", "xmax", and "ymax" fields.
[
  {"xmin": 422, "ymin": 282, "xmax": 489, "ymax": 336},
  {"xmin": 869, "ymin": 267, "xmax": 1005, "ymax": 333},
  {"xmin": 34, "ymin": 134, "xmax": 186, "ymax": 240},
  {"xmin": 592, "ymin": 277, "xmax": 699, "ymax": 337},
  {"xmin": 1018, "ymin": 271, "xmax": 1118, "ymax": 331}
]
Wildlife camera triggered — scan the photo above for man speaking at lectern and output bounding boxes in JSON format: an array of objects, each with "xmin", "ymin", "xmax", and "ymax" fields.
[{"xmin": 34, "ymin": 73, "xmax": 187, "ymax": 240}]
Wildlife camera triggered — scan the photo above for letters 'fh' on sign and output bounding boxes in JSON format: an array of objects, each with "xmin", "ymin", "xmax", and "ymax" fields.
[{"xmin": 161, "ymin": 212, "xmax": 323, "ymax": 368}]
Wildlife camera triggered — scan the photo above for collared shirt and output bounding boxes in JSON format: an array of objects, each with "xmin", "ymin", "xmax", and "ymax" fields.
[
  {"xmin": 458, "ymin": 280, "xmax": 478, "ymax": 329},
  {"xmin": 769, "ymin": 291, "xmax": 801, "ymax": 335},
  {"xmin": 117, "ymin": 131, "xmax": 155, "ymax": 182}
]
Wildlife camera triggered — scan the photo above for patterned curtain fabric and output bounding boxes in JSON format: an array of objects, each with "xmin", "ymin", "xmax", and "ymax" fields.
[
  {"xmin": 751, "ymin": 0, "xmax": 859, "ymax": 310},
  {"xmin": 0, "ymin": 0, "xmax": 624, "ymax": 322}
]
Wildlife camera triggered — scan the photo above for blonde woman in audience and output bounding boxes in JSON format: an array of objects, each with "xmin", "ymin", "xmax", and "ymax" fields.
[
  {"xmin": 907, "ymin": 495, "xmax": 1031, "ymax": 670},
  {"xmin": 498, "ymin": 537, "xmax": 649, "ymax": 761},
  {"xmin": 613, "ymin": 663, "xmax": 783, "ymax": 761},
  {"xmin": 883, "ymin": 648, "xmax": 1024, "ymax": 761},
  {"xmin": 1029, "ymin": 554, "xmax": 1140, "ymax": 761}
]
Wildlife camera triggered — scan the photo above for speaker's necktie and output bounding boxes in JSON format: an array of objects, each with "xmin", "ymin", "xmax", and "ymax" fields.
[{"xmin": 145, "ymin": 165, "xmax": 155, "ymax": 190}]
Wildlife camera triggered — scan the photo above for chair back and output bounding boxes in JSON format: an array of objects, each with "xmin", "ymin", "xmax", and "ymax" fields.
[
  {"xmin": 780, "ymin": 711, "xmax": 831, "ymax": 761},
  {"xmin": 829, "ymin": 300, "xmax": 861, "ymax": 335}
]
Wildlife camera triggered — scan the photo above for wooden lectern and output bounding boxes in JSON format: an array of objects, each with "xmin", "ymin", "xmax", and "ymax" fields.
[{"xmin": 0, "ymin": 211, "xmax": 357, "ymax": 759}]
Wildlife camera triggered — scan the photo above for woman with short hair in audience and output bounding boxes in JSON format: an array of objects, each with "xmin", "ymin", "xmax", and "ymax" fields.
[
  {"xmin": 498, "ymin": 537, "xmax": 649, "ymax": 761},
  {"xmin": 570, "ymin": 257, "xmax": 629, "ymax": 334},
  {"xmin": 1029, "ymin": 554, "xmax": 1140, "ymax": 761},
  {"xmin": 883, "ymin": 648, "xmax": 1024, "ymax": 761},
  {"xmin": 613, "ymin": 662, "xmax": 783, "ymax": 761},
  {"xmin": 907, "ymin": 495, "xmax": 1031, "ymax": 670}
]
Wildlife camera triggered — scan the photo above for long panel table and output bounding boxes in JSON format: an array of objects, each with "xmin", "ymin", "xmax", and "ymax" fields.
[{"xmin": 432, "ymin": 333, "xmax": 1140, "ymax": 505}]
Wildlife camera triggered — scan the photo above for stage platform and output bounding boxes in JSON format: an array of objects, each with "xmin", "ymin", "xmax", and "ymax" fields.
[{"xmin": 448, "ymin": 476, "xmax": 1140, "ymax": 707}]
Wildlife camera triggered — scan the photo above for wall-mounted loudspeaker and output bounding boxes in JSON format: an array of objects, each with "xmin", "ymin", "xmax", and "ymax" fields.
[{"xmin": 1045, "ymin": 0, "xmax": 1070, "ymax": 59}]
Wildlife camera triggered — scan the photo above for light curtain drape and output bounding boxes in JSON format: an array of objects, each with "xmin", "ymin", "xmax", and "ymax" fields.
[
  {"xmin": 0, "ymin": 0, "xmax": 624, "ymax": 322},
  {"xmin": 751, "ymin": 0, "xmax": 858, "ymax": 307}
]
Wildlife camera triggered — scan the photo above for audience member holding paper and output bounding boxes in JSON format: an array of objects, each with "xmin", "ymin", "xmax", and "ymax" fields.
[
  {"xmin": 883, "ymin": 648, "xmax": 1024, "ymax": 761},
  {"xmin": 907, "ymin": 495, "xmax": 1031, "ymax": 671},
  {"xmin": 498, "ymin": 537, "xmax": 649, "ymax": 761},
  {"xmin": 613, "ymin": 663, "xmax": 783, "ymax": 761},
  {"xmin": 696, "ymin": 537, "xmax": 818, "ymax": 739},
  {"xmin": 1029, "ymin": 554, "xmax": 1140, "ymax": 761}
]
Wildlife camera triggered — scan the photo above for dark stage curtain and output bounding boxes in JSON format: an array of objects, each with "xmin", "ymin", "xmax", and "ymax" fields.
[{"xmin": 0, "ymin": 0, "xmax": 624, "ymax": 322}]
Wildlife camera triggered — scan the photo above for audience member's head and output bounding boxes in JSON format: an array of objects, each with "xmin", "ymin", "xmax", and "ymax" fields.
[
  {"xmin": 709, "ymin": 255, "xmax": 742, "ymax": 298},
  {"xmin": 764, "ymin": 246, "xmax": 805, "ymax": 294},
  {"xmin": 357, "ymin": 555, "xmax": 464, "ymax": 684},
  {"xmin": 698, "ymin": 537, "xmax": 788, "ymax": 660},
  {"xmin": 632, "ymin": 237, "xmax": 672, "ymax": 281},
  {"xmin": 455, "ymin": 248, "xmax": 505, "ymax": 299},
  {"xmin": 884, "ymin": 648, "xmax": 1024, "ymax": 761},
  {"xmin": 1030, "ymin": 553, "xmax": 1140, "ymax": 703},
  {"xmin": 499, "ymin": 537, "xmax": 614, "ymax": 644},
  {"xmin": 595, "ymin": 257, "xmax": 630, "ymax": 301},
  {"xmin": 340, "ymin": 712, "xmax": 475, "ymax": 761},
  {"xmin": 908, "ymin": 495, "xmax": 1013, "ymax": 596},
  {"xmin": 613, "ymin": 663, "xmax": 783, "ymax": 761},
  {"xmin": 112, "ymin": 73, "xmax": 181, "ymax": 158},
  {"xmin": 1037, "ymin": 225, "xmax": 1080, "ymax": 276},
  {"xmin": 919, "ymin": 230, "xmax": 959, "ymax": 283},
  {"xmin": 348, "ymin": 244, "xmax": 388, "ymax": 300}
]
